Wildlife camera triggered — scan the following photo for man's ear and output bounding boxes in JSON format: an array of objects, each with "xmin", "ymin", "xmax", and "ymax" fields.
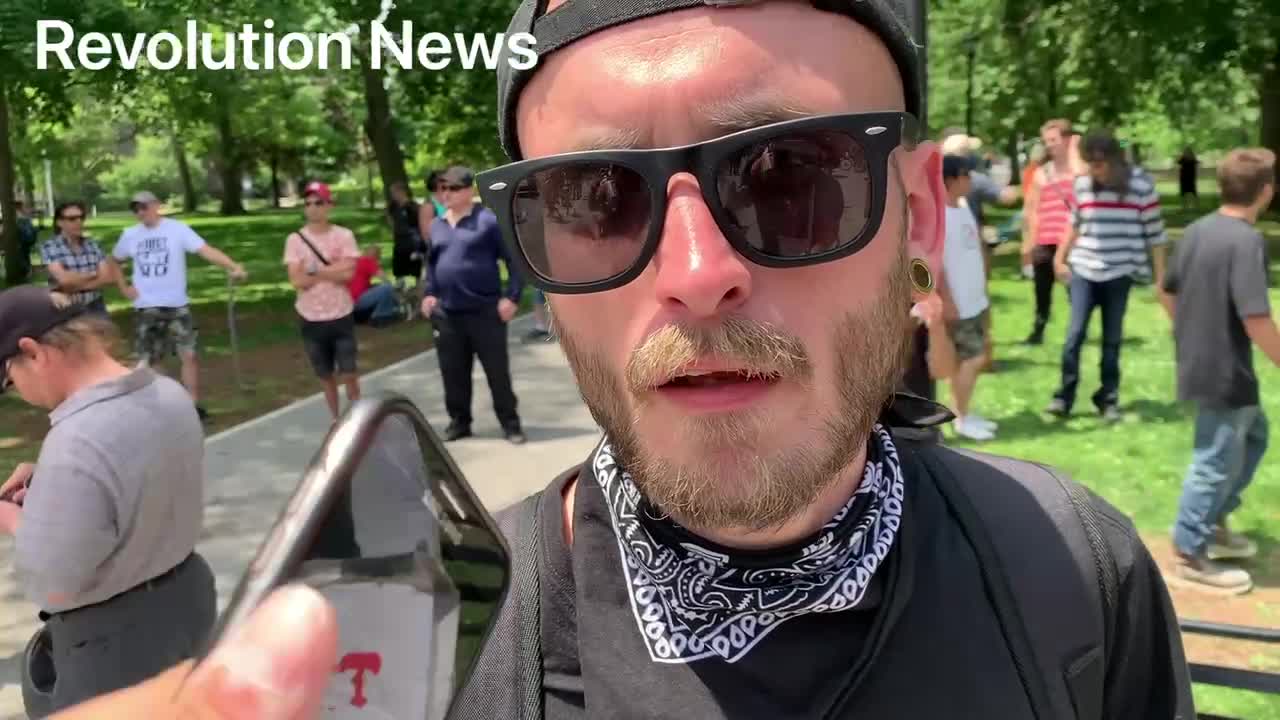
[{"xmin": 901, "ymin": 142, "xmax": 945, "ymax": 279}]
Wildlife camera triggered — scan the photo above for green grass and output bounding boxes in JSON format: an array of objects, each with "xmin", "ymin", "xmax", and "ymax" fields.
[{"xmin": 959, "ymin": 195, "xmax": 1280, "ymax": 718}]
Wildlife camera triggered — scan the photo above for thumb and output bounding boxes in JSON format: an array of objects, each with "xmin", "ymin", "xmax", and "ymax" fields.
[{"xmin": 51, "ymin": 585, "xmax": 338, "ymax": 720}]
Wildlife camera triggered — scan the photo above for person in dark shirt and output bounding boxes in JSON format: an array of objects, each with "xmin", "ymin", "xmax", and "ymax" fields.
[
  {"xmin": 1163, "ymin": 147, "xmax": 1280, "ymax": 595},
  {"xmin": 461, "ymin": 2, "xmax": 1187, "ymax": 717},
  {"xmin": 420, "ymin": 166, "xmax": 526, "ymax": 445},
  {"xmin": 385, "ymin": 181, "xmax": 431, "ymax": 291},
  {"xmin": 1177, "ymin": 146, "xmax": 1199, "ymax": 211}
]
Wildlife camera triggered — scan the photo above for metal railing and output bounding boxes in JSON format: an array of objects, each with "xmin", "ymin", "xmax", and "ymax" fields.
[{"xmin": 1180, "ymin": 618, "xmax": 1280, "ymax": 719}]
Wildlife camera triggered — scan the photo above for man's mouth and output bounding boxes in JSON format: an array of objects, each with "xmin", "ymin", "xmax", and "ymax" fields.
[
  {"xmin": 652, "ymin": 367, "xmax": 782, "ymax": 412},
  {"xmin": 660, "ymin": 369, "xmax": 781, "ymax": 388}
]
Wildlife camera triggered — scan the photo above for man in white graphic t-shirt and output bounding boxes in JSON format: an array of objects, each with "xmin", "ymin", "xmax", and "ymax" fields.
[
  {"xmin": 112, "ymin": 191, "xmax": 246, "ymax": 421},
  {"xmin": 940, "ymin": 156, "xmax": 997, "ymax": 441}
]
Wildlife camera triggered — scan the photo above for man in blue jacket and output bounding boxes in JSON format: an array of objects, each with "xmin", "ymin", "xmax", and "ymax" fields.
[{"xmin": 420, "ymin": 166, "xmax": 526, "ymax": 444}]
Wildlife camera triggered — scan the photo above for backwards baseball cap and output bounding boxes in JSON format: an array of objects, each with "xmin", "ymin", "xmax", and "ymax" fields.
[
  {"xmin": 303, "ymin": 182, "xmax": 333, "ymax": 203},
  {"xmin": 494, "ymin": 0, "xmax": 923, "ymax": 162},
  {"xmin": 441, "ymin": 166, "xmax": 475, "ymax": 187},
  {"xmin": 0, "ymin": 287, "xmax": 87, "ymax": 392},
  {"xmin": 129, "ymin": 190, "xmax": 160, "ymax": 210}
]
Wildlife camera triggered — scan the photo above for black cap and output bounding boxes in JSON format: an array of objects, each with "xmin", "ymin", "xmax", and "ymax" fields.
[
  {"xmin": 942, "ymin": 154, "xmax": 973, "ymax": 179},
  {"xmin": 0, "ymin": 287, "xmax": 87, "ymax": 391},
  {"xmin": 494, "ymin": 0, "xmax": 923, "ymax": 162},
  {"xmin": 442, "ymin": 166, "xmax": 475, "ymax": 187}
]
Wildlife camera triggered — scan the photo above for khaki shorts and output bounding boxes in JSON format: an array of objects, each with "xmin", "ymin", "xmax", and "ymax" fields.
[{"xmin": 949, "ymin": 309, "xmax": 988, "ymax": 361}]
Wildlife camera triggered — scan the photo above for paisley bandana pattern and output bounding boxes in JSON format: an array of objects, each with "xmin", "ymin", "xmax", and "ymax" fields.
[{"xmin": 591, "ymin": 424, "xmax": 905, "ymax": 664}]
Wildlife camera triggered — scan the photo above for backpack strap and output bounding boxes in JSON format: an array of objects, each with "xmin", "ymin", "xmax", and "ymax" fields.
[
  {"xmin": 451, "ymin": 461, "xmax": 587, "ymax": 720},
  {"xmin": 899, "ymin": 441, "xmax": 1116, "ymax": 720},
  {"xmin": 449, "ymin": 489, "xmax": 546, "ymax": 720}
]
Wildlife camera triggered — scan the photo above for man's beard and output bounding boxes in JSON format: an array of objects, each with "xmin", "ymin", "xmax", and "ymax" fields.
[{"xmin": 557, "ymin": 245, "xmax": 913, "ymax": 534}]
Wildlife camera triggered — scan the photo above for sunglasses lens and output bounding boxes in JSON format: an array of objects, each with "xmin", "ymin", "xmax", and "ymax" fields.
[
  {"xmin": 513, "ymin": 162, "xmax": 652, "ymax": 285},
  {"xmin": 716, "ymin": 129, "xmax": 872, "ymax": 259}
]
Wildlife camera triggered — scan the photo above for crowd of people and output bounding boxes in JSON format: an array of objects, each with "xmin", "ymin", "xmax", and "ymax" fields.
[
  {"xmin": 910, "ymin": 121, "xmax": 1279, "ymax": 595},
  {"xmin": 0, "ymin": 0, "xmax": 1274, "ymax": 713}
]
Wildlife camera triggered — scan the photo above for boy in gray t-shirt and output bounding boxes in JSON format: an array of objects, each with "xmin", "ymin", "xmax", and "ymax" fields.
[{"xmin": 1162, "ymin": 148, "xmax": 1280, "ymax": 595}]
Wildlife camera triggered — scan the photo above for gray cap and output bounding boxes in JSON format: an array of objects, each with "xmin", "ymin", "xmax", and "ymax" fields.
[
  {"xmin": 129, "ymin": 191, "xmax": 160, "ymax": 209},
  {"xmin": 494, "ymin": 0, "xmax": 923, "ymax": 162}
]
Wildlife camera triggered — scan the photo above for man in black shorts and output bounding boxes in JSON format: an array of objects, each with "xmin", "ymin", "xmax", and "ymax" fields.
[{"xmin": 284, "ymin": 182, "xmax": 362, "ymax": 422}]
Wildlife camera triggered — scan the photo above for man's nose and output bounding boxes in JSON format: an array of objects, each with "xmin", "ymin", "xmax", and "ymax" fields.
[{"xmin": 650, "ymin": 173, "xmax": 753, "ymax": 319}]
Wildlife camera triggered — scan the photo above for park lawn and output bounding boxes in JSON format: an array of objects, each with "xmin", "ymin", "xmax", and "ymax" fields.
[
  {"xmin": 951, "ymin": 197, "xmax": 1280, "ymax": 719},
  {"xmin": 0, "ymin": 206, "xmax": 536, "ymax": 470}
]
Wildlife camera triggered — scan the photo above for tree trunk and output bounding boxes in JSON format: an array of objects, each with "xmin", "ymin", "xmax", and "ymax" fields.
[
  {"xmin": 358, "ymin": 50, "xmax": 410, "ymax": 204},
  {"xmin": 172, "ymin": 127, "xmax": 198, "ymax": 213},
  {"xmin": 214, "ymin": 104, "xmax": 245, "ymax": 216},
  {"xmin": 270, "ymin": 151, "xmax": 281, "ymax": 208},
  {"xmin": 1262, "ymin": 48, "xmax": 1280, "ymax": 212},
  {"xmin": 18, "ymin": 157, "xmax": 34, "ymax": 209},
  {"xmin": 0, "ymin": 81, "xmax": 21, "ymax": 287}
]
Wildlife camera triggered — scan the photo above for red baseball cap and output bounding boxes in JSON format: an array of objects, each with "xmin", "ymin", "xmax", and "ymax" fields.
[{"xmin": 303, "ymin": 182, "xmax": 333, "ymax": 204}]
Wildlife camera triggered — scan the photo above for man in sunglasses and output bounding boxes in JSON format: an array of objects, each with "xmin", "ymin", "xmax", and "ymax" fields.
[
  {"xmin": 451, "ymin": 1, "xmax": 1191, "ymax": 718},
  {"xmin": 112, "ymin": 191, "xmax": 246, "ymax": 421},
  {"xmin": 421, "ymin": 166, "xmax": 526, "ymax": 445},
  {"xmin": 0, "ymin": 286, "xmax": 216, "ymax": 716},
  {"xmin": 39, "ymin": 201, "xmax": 115, "ymax": 315}
]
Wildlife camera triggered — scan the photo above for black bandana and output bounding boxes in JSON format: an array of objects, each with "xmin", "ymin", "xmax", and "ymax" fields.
[{"xmin": 590, "ymin": 424, "xmax": 905, "ymax": 665}]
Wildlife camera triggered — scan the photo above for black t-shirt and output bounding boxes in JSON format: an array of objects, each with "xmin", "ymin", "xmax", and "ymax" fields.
[
  {"xmin": 389, "ymin": 201, "xmax": 423, "ymax": 248},
  {"xmin": 1163, "ymin": 212, "xmax": 1271, "ymax": 408},
  {"xmin": 528, "ymin": 437, "xmax": 1187, "ymax": 719}
]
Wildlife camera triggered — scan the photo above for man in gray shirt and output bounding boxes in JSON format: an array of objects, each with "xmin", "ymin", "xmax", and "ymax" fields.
[
  {"xmin": 1162, "ymin": 148, "xmax": 1280, "ymax": 596},
  {"xmin": 0, "ymin": 286, "xmax": 216, "ymax": 717}
]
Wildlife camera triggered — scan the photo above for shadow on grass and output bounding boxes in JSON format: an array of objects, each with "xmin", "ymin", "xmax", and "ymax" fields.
[
  {"xmin": 1124, "ymin": 398, "xmax": 1186, "ymax": 423},
  {"xmin": 947, "ymin": 408, "xmax": 1099, "ymax": 445}
]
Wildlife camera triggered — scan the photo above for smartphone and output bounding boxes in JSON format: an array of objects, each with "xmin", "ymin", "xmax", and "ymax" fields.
[{"xmin": 190, "ymin": 392, "xmax": 511, "ymax": 719}]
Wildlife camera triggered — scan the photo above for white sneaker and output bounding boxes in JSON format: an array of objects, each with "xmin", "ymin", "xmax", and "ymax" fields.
[
  {"xmin": 967, "ymin": 413, "xmax": 999, "ymax": 432},
  {"xmin": 954, "ymin": 417, "xmax": 995, "ymax": 441}
]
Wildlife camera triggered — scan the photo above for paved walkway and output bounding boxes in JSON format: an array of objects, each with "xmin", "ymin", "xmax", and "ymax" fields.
[{"xmin": 0, "ymin": 315, "xmax": 599, "ymax": 718}]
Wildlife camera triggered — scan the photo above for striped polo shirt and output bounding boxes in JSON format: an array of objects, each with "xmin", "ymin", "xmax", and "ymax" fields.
[
  {"xmin": 1067, "ymin": 167, "xmax": 1166, "ymax": 283},
  {"xmin": 1033, "ymin": 165, "xmax": 1075, "ymax": 246}
]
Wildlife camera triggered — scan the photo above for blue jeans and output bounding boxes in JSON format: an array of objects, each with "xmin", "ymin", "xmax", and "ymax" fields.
[
  {"xmin": 1172, "ymin": 405, "xmax": 1268, "ymax": 556},
  {"xmin": 354, "ymin": 284, "xmax": 400, "ymax": 324},
  {"xmin": 1054, "ymin": 275, "xmax": 1132, "ymax": 410}
]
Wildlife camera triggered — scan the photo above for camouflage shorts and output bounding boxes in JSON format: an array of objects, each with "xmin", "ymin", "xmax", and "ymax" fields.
[
  {"xmin": 135, "ymin": 306, "xmax": 198, "ymax": 362},
  {"xmin": 948, "ymin": 309, "xmax": 988, "ymax": 361}
]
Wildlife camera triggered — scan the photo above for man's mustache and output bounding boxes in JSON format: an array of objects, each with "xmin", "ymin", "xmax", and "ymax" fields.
[{"xmin": 624, "ymin": 316, "xmax": 812, "ymax": 392}]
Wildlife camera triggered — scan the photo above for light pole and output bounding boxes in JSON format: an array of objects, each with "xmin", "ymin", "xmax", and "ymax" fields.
[{"xmin": 41, "ymin": 150, "xmax": 54, "ymax": 220}]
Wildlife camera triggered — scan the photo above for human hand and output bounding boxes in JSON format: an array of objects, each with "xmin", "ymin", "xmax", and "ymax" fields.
[
  {"xmin": 909, "ymin": 293, "xmax": 945, "ymax": 329},
  {"xmin": 421, "ymin": 295, "xmax": 438, "ymax": 317},
  {"xmin": 0, "ymin": 501, "xmax": 20, "ymax": 535},
  {"xmin": 229, "ymin": 264, "xmax": 248, "ymax": 282},
  {"xmin": 497, "ymin": 298, "xmax": 518, "ymax": 323},
  {"xmin": 48, "ymin": 585, "xmax": 337, "ymax": 720},
  {"xmin": 1054, "ymin": 260, "xmax": 1071, "ymax": 284},
  {"xmin": 122, "ymin": 286, "xmax": 139, "ymax": 301},
  {"xmin": 2, "ymin": 462, "xmax": 33, "ymax": 502}
]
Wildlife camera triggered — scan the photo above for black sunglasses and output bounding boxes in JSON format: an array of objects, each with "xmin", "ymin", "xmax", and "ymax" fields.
[
  {"xmin": 442, "ymin": 184, "xmax": 467, "ymax": 192},
  {"xmin": 477, "ymin": 111, "xmax": 919, "ymax": 295}
]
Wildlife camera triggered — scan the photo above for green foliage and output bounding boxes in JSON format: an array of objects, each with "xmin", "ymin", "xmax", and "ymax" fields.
[{"xmin": 927, "ymin": 0, "xmax": 1276, "ymax": 166}]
